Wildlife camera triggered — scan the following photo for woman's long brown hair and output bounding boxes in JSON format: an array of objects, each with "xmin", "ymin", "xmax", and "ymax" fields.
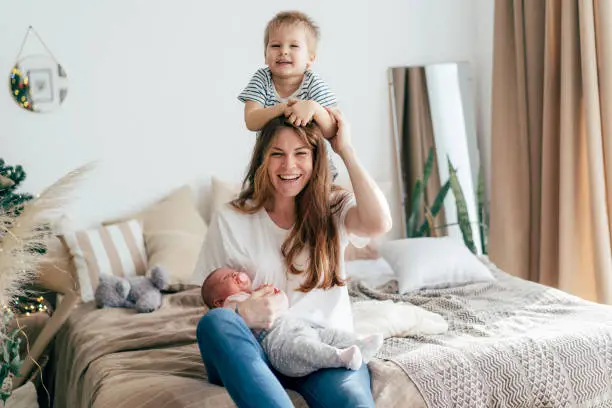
[{"xmin": 232, "ymin": 117, "xmax": 349, "ymax": 292}]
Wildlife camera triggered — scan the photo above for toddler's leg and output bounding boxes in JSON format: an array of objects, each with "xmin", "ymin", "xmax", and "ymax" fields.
[{"xmin": 263, "ymin": 320, "xmax": 362, "ymax": 377}]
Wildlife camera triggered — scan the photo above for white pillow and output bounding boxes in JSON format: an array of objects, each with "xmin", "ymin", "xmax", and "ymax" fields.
[
  {"xmin": 378, "ymin": 237, "xmax": 495, "ymax": 294},
  {"xmin": 346, "ymin": 258, "xmax": 396, "ymax": 288}
]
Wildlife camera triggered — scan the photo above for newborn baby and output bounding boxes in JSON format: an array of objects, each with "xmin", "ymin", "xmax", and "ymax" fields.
[{"xmin": 201, "ymin": 267, "xmax": 383, "ymax": 377}]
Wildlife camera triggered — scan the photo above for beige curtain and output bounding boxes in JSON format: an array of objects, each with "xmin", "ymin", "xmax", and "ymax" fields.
[
  {"xmin": 490, "ymin": 0, "xmax": 612, "ymax": 303},
  {"xmin": 391, "ymin": 67, "xmax": 445, "ymax": 235}
]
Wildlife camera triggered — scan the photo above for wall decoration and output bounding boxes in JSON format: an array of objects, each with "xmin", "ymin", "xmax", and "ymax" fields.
[
  {"xmin": 8, "ymin": 26, "xmax": 69, "ymax": 113},
  {"xmin": 9, "ymin": 66, "xmax": 33, "ymax": 111}
]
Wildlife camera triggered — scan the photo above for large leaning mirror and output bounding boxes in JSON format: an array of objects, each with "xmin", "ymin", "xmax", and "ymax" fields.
[{"xmin": 388, "ymin": 62, "xmax": 485, "ymax": 254}]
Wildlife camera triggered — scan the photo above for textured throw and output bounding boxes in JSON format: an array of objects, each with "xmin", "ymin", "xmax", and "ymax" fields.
[{"xmin": 349, "ymin": 257, "xmax": 612, "ymax": 408}]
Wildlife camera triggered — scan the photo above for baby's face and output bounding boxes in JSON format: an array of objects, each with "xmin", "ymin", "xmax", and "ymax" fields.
[
  {"xmin": 208, "ymin": 267, "xmax": 252, "ymax": 307},
  {"xmin": 265, "ymin": 24, "xmax": 315, "ymax": 78}
]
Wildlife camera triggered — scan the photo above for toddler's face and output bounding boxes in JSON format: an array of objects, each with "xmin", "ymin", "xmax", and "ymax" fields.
[
  {"xmin": 265, "ymin": 24, "xmax": 315, "ymax": 79},
  {"xmin": 208, "ymin": 267, "xmax": 252, "ymax": 308}
]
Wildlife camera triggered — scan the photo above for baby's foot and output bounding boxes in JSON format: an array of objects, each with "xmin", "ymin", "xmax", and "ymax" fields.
[
  {"xmin": 356, "ymin": 333, "xmax": 384, "ymax": 363},
  {"xmin": 337, "ymin": 345, "xmax": 362, "ymax": 370}
]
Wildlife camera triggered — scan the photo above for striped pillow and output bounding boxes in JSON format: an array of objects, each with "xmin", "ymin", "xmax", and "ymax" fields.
[{"xmin": 62, "ymin": 219, "xmax": 148, "ymax": 302}]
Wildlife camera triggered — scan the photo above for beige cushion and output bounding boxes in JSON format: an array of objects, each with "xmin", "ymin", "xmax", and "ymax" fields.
[
  {"xmin": 208, "ymin": 176, "xmax": 241, "ymax": 222},
  {"xmin": 62, "ymin": 219, "xmax": 148, "ymax": 302},
  {"xmin": 107, "ymin": 185, "xmax": 207, "ymax": 291}
]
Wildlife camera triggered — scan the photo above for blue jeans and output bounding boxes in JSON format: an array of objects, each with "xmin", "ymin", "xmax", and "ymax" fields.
[{"xmin": 196, "ymin": 308, "xmax": 375, "ymax": 408}]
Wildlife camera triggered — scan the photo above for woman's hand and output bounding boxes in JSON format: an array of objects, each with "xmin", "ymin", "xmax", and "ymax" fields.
[
  {"xmin": 326, "ymin": 108, "xmax": 353, "ymax": 157},
  {"xmin": 236, "ymin": 285, "xmax": 287, "ymax": 329}
]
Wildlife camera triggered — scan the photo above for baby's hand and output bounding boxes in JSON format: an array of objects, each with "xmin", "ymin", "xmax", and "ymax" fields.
[
  {"xmin": 254, "ymin": 283, "xmax": 281, "ymax": 294},
  {"xmin": 254, "ymin": 283, "xmax": 272, "ymax": 291},
  {"xmin": 285, "ymin": 100, "xmax": 317, "ymax": 127}
]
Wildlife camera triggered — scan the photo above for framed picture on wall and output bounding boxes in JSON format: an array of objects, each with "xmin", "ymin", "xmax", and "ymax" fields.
[{"xmin": 27, "ymin": 68, "xmax": 54, "ymax": 103}]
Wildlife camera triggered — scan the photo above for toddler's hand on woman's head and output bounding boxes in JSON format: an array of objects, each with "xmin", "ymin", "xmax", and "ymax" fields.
[
  {"xmin": 283, "ymin": 99, "xmax": 301, "ymax": 122},
  {"xmin": 284, "ymin": 100, "xmax": 317, "ymax": 127}
]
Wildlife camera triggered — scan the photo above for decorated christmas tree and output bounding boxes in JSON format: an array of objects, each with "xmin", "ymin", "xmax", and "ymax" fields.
[
  {"xmin": 0, "ymin": 159, "xmax": 47, "ymax": 312},
  {"xmin": 0, "ymin": 158, "xmax": 34, "ymax": 401},
  {"xmin": 0, "ymin": 159, "xmax": 34, "ymax": 213},
  {"xmin": 0, "ymin": 160, "xmax": 89, "ymax": 400},
  {"xmin": 0, "ymin": 159, "xmax": 46, "ymax": 255}
]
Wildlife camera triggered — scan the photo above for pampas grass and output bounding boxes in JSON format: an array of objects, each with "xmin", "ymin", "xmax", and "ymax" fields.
[{"xmin": 0, "ymin": 164, "xmax": 93, "ymax": 331}]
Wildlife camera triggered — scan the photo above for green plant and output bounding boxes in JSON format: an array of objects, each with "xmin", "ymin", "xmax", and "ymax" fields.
[
  {"xmin": 0, "ymin": 309, "xmax": 24, "ymax": 403},
  {"xmin": 405, "ymin": 148, "xmax": 489, "ymax": 255},
  {"xmin": 405, "ymin": 148, "xmax": 451, "ymax": 238},
  {"xmin": 447, "ymin": 157, "xmax": 476, "ymax": 253},
  {"xmin": 477, "ymin": 168, "xmax": 489, "ymax": 255}
]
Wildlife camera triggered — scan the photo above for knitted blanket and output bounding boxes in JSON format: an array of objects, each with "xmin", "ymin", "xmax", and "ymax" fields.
[{"xmin": 349, "ymin": 258, "xmax": 612, "ymax": 407}]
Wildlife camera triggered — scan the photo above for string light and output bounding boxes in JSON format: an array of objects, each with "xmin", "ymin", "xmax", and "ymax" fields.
[
  {"xmin": 9, "ymin": 65, "xmax": 34, "ymax": 111},
  {"xmin": 8, "ymin": 295, "xmax": 50, "ymax": 317}
]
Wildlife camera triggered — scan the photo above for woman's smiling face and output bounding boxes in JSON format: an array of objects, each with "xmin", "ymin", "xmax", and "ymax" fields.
[{"xmin": 267, "ymin": 127, "xmax": 313, "ymax": 199}]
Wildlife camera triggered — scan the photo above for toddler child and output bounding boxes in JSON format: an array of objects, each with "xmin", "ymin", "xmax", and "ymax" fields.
[
  {"xmin": 201, "ymin": 267, "xmax": 383, "ymax": 377},
  {"xmin": 238, "ymin": 10, "xmax": 339, "ymax": 180}
]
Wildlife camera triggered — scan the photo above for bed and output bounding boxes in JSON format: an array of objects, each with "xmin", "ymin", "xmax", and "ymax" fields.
[
  {"xmin": 49, "ymin": 254, "xmax": 612, "ymax": 408},
  {"xmin": 30, "ymin": 184, "xmax": 612, "ymax": 408}
]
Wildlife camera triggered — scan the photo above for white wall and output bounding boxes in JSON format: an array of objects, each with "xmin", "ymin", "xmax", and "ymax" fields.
[
  {"xmin": 472, "ymin": 0, "xmax": 496, "ymax": 205},
  {"xmin": 0, "ymin": 0, "xmax": 493, "ymax": 238}
]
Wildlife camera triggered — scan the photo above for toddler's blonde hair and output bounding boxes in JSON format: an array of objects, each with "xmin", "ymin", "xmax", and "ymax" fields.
[{"xmin": 264, "ymin": 11, "xmax": 320, "ymax": 53}]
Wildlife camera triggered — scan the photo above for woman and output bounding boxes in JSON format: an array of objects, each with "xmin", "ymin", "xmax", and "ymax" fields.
[{"xmin": 193, "ymin": 109, "xmax": 392, "ymax": 407}]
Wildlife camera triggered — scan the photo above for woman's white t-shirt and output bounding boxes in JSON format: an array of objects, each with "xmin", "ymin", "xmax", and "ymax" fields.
[{"xmin": 191, "ymin": 197, "xmax": 367, "ymax": 333}]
